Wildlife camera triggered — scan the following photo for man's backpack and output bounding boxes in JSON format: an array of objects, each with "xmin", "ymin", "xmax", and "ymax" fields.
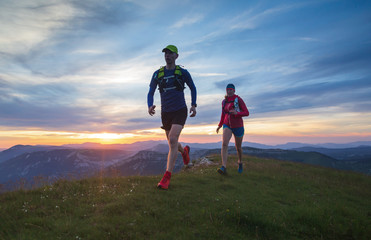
[{"xmin": 155, "ymin": 65, "xmax": 185, "ymax": 93}]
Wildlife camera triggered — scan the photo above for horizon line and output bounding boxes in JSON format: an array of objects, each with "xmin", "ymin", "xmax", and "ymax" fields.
[{"xmin": 2, "ymin": 139, "xmax": 371, "ymax": 151}]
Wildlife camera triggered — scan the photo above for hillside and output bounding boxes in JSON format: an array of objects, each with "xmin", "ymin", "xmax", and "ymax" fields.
[
  {"xmin": 1, "ymin": 144, "xmax": 370, "ymax": 193},
  {"xmin": 0, "ymin": 154, "xmax": 370, "ymax": 240},
  {"xmin": 244, "ymin": 147, "xmax": 371, "ymax": 175},
  {"xmin": 0, "ymin": 149, "xmax": 133, "ymax": 186},
  {"xmin": 293, "ymin": 146, "xmax": 371, "ymax": 160}
]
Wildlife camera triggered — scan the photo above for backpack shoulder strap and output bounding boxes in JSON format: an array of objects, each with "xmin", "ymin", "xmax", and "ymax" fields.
[
  {"xmin": 175, "ymin": 65, "xmax": 182, "ymax": 76},
  {"xmin": 234, "ymin": 96, "xmax": 240, "ymax": 112},
  {"xmin": 157, "ymin": 65, "xmax": 182, "ymax": 79},
  {"xmin": 157, "ymin": 66, "xmax": 165, "ymax": 80},
  {"xmin": 174, "ymin": 65, "xmax": 185, "ymax": 91}
]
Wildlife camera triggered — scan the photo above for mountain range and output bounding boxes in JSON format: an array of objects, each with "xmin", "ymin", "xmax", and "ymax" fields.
[{"xmin": 0, "ymin": 140, "xmax": 370, "ymax": 192}]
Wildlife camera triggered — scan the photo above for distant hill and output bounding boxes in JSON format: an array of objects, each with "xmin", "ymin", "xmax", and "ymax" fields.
[
  {"xmin": 108, "ymin": 150, "xmax": 184, "ymax": 176},
  {"xmin": 0, "ymin": 144, "xmax": 72, "ymax": 164},
  {"xmin": 292, "ymin": 146, "xmax": 371, "ymax": 160},
  {"xmin": 144, "ymin": 143, "xmax": 169, "ymax": 153},
  {"xmin": 1, "ymin": 142, "xmax": 370, "ymax": 191},
  {"xmin": 3, "ymin": 140, "xmax": 371, "ymax": 154},
  {"xmin": 266, "ymin": 141, "xmax": 371, "ymax": 149},
  {"xmin": 62, "ymin": 140, "xmax": 168, "ymax": 151},
  {"xmin": 244, "ymin": 146, "xmax": 371, "ymax": 175},
  {"xmin": 244, "ymin": 147, "xmax": 336, "ymax": 168},
  {"xmin": 291, "ymin": 146, "xmax": 371, "ymax": 175},
  {"xmin": 0, "ymin": 149, "xmax": 132, "ymax": 188}
]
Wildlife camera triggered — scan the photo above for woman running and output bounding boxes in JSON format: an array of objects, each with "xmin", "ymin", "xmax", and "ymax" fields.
[{"xmin": 216, "ymin": 83, "xmax": 249, "ymax": 174}]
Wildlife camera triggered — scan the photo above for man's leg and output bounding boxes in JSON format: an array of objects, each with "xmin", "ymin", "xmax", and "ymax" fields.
[
  {"xmin": 178, "ymin": 143, "xmax": 184, "ymax": 154},
  {"xmin": 165, "ymin": 124, "xmax": 183, "ymax": 172},
  {"xmin": 177, "ymin": 140, "xmax": 191, "ymax": 165},
  {"xmin": 158, "ymin": 124, "xmax": 183, "ymax": 190}
]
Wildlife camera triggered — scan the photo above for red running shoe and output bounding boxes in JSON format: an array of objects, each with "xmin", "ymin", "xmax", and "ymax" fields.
[
  {"xmin": 182, "ymin": 145, "xmax": 190, "ymax": 165},
  {"xmin": 157, "ymin": 171, "xmax": 171, "ymax": 190}
]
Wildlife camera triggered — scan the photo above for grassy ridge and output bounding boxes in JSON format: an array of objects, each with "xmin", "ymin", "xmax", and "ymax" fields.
[{"xmin": 0, "ymin": 155, "xmax": 370, "ymax": 240}]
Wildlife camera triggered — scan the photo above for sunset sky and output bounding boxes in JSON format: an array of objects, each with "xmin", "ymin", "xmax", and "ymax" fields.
[{"xmin": 1, "ymin": 0, "xmax": 371, "ymax": 149}]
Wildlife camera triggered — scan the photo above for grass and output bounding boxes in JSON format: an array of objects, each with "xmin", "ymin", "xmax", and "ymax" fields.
[{"xmin": 0, "ymin": 154, "xmax": 370, "ymax": 240}]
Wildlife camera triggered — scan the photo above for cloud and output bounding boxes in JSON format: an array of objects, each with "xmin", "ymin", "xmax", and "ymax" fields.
[
  {"xmin": 193, "ymin": 2, "xmax": 301, "ymax": 45},
  {"xmin": 214, "ymin": 76, "xmax": 250, "ymax": 90},
  {"xmin": 250, "ymin": 77, "xmax": 371, "ymax": 114},
  {"xmin": 195, "ymin": 73, "xmax": 227, "ymax": 77},
  {"xmin": 230, "ymin": 5, "xmax": 291, "ymax": 30},
  {"xmin": 292, "ymin": 37, "xmax": 320, "ymax": 42},
  {"xmin": 68, "ymin": 0, "xmax": 140, "ymax": 30},
  {"xmin": 0, "ymin": 1, "xmax": 75, "ymax": 55},
  {"xmin": 0, "ymin": 100, "xmax": 92, "ymax": 129},
  {"xmin": 259, "ymin": 44, "xmax": 371, "ymax": 95},
  {"xmin": 0, "ymin": 0, "xmax": 146, "ymax": 78},
  {"xmin": 308, "ymin": 46, "xmax": 371, "ymax": 77},
  {"xmin": 170, "ymin": 14, "xmax": 204, "ymax": 29}
]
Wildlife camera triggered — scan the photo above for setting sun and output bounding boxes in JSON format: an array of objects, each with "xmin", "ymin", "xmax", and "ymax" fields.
[{"xmin": 76, "ymin": 132, "xmax": 132, "ymax": 141}]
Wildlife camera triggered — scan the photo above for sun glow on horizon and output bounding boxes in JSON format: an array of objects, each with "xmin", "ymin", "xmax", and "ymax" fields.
[
  {"xmin": 70, "ymin": 132, "xmax": 135, "ymax": 141},
  {"xmin": 0, "ymin": 130, "xmax": 145, "ymax": 147},
  {"xmin": 1, "ymin": 110, "xmax": 371, "ymax": 149}
]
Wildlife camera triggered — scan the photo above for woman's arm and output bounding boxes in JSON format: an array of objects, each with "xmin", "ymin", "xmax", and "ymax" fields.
[{"xmin": 236, "ymin": 97, "xmax": 249, "ymax": 117}]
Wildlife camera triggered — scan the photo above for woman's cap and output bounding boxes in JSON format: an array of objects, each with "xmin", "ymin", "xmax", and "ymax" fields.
[
  {"xmin": 226, "ymin": 83, "xmax": 235, "ymax": 90},
  {"xmin": 162, "ymin": 45, "xmax": 178, "ymax": 54}
]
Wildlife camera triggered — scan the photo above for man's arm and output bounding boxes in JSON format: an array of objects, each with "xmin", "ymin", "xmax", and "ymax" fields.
[
  {"xmin": 183, "ymin": 69, "xmax": 197, "ymax": 117},
  {"xmin": 147, "ymin": 72, "xmax": 158, "ymax": 115}
]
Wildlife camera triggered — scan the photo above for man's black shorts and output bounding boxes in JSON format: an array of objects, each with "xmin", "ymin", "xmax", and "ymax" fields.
[{"xmin": 161, "ymin": 107, "xmax": 188, "ymax": 131}]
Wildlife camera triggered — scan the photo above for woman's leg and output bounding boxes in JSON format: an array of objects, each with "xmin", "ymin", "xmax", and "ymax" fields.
[
  {"xmin": 234, "ymin": 134, "xmax": 244, "ymax": 164},
  {"xmin": 221, "ymin": 127, "xmax": 233, "ymax": 167}
]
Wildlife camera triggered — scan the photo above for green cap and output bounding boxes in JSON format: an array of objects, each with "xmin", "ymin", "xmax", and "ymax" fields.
[{"xmin": 162, "ymin": 45, "xmax": 178, "ymax": 54}]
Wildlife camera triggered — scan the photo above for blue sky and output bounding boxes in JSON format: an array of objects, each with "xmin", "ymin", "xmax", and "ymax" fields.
[{"xmin": 0, "ymin": 0, "xmax": 371, "ymax": 148}]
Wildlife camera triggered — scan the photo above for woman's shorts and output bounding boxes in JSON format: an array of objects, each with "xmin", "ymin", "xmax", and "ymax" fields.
[
  {"xmin": 223, "ymin": 124, "xmax": 244, "ymax": 137},
  {"xmin": 161, "ymin": 107, "xmax": 188, "ymax": 131}
]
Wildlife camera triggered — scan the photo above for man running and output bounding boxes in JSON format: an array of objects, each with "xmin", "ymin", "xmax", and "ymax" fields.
[{"xmin": 147, "ymin": 45, "xmax": 197, "ymax": 189}]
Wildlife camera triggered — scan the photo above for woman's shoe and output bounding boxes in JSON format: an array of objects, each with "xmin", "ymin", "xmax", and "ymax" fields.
[
  {"xmin": 238, "ymin": 163, "xmax": 243, "ymax": 173},
  {"xmin": 217, "ymin": 166, "xmax": 227, "ymax": 175}
]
